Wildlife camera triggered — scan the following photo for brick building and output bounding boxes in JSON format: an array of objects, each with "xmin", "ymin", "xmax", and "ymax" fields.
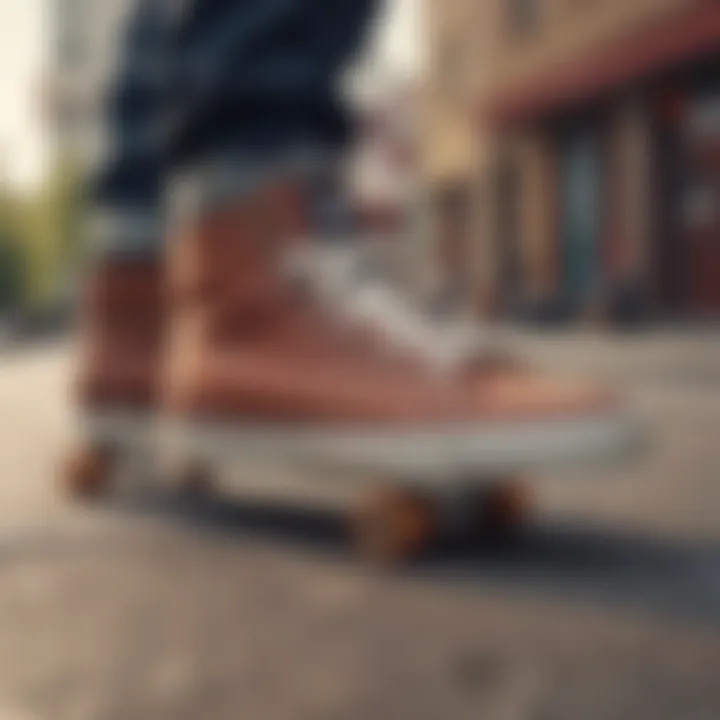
[{"xmin": 424, "ymin": 0, "xmax": 720, "ymax": 321}]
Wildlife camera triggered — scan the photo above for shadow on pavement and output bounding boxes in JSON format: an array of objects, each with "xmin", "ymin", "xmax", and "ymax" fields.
[{"xmin": 106, "ymin": 489, "xmax": 720, "ymax": 627}]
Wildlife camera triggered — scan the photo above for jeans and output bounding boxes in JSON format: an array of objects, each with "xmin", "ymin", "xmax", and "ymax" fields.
[{"xmin": 92, "ymin": 0, "xmax": 378, "ymax": 252}]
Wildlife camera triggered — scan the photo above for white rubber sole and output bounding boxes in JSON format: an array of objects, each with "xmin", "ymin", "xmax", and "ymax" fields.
[
  {"xmin": 158, "ymin": 410, "xmax": 643, "ymax": 487},
  {"xmin": 77, "ymin": 408, "xmax": 643, "ymax": 507}
]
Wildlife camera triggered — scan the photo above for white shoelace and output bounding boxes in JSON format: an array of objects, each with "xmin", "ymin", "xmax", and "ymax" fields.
[{"xmin": 284, "ymin": 243, "xmax": 495, "ymax": 372}]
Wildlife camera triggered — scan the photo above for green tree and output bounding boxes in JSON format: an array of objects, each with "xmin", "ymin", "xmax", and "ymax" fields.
[
  {"xmin": 0, "ymin": 157, "xmax": 86, "ymax": 313},
  {"xmin": 20, "ymin": 156, "xmax": 86, "ymax": 309},
  {"xmin": 0, "ymin": 231, "xmax": 25, "ymax": 313},
  {"xmin": 0, "ymin": 187, "xmax": 27, "ymax": 313}
]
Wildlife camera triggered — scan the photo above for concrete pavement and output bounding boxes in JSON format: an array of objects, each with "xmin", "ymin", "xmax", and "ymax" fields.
[{"xmin": 0, "ymin": 332, "xmax": 719, "ymax": 719}]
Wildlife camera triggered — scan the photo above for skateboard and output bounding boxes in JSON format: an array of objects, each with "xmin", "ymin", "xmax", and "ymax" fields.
[{"xmin": 64, "ymin": 406, "xmax": 642, "ymax": 564}]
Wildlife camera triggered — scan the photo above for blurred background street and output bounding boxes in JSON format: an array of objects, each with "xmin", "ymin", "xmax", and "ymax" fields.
[
  {"xmin": 0, "ymin": 332, "xmax": 719, "ymax": 719},
  {"xmin": 0, "ymin": 0, "xmax": 718, "ymax": 718}
]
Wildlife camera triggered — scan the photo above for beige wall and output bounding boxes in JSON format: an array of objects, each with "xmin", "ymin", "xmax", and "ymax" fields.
[
  {"xmin": 490, "ymin": 0, "xmax": 701, "ymax": 94},
  {"xmin": 422, "ymin": 0, "xmax": 497, "ymax": 185},
  {"xmin": 421, "ymin": 0, "xmax": 492, "ymax": 310},
  {"xmin": 422, "ymin": 0, "xmax": 701, "ymax": 185}
]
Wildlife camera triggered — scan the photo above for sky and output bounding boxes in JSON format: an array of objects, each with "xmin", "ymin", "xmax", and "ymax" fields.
[
  {"xmin": 0, "ymin": 0, "xmax": 423, "ymax": 193},
  {"xmin": 373, "ymin": 0, "xmax": 425, "ymax": 80},
  {"xmin": 0, "ymin": 0, "xmax": 49, "ymax": 193}
]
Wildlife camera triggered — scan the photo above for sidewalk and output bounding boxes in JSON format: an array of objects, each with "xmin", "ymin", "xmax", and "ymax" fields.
[
  {"xmin": 0, "ymin": 333, "xmax": 719, "ymax": 719},
  {"xmin": 504, "ymin": 327, "xmax": 720, "ymax": 386}
]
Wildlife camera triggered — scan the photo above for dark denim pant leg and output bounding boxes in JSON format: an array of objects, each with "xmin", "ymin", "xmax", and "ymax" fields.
[
  {"xmin": 92, "ymin": 0, "xmax": 380, "ymax": 250},
  {"xmin": 167, "ymin": 0, "xmax": 379, "ymax": 164},
  {"xmin": 91, "ymin": 0, "xmax": 174, "ymax": 256}
]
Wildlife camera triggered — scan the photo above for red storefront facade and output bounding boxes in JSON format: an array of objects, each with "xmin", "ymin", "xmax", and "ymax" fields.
[{"xmin": 488, "ymin": 0, "xmax": 720, "ymax": 321}]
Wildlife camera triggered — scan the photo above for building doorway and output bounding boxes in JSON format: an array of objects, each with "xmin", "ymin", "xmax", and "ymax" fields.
[
  {"xmin": 558, "ymin": 128, "xmax": 604, "ymax": 311},
  {"xmin": 436, "ymin": 185, "xmax": 472, "ymax": 304},
  {"xmin": 495, "ymin": 162, "xmax": 523, "ymax": 313},
  {"xmin": 681, "ymin": 90, "xmax": 720, "ymax": 315},
  {"xmin": 656, "ymin": 81, "xmax": 720, "ymax": 317}
]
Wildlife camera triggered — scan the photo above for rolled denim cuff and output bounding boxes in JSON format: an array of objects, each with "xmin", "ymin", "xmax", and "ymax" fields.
[
  {"xmin": 87, "ymin": 206, "xmax": 164, "ymax": 258},
  {"xmin": 166, "ymin": 149, "xmax": 337, "ymax": 227}
]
